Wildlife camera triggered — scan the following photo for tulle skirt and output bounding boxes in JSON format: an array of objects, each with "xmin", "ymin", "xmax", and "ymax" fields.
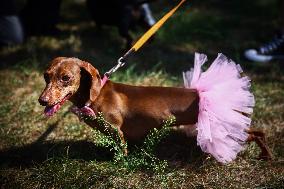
[{"xmin": 183, "ymin": 53, "xmax": 255, "ymax": 163}]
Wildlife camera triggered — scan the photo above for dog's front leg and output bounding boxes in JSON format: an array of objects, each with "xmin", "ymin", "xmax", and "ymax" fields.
[
  {"xmin": 117, "ymin": 129, "xmax": 128, "ymax": 156},
  {"xmin": 99, "ymin": 113, "xmax": 128, "ymax": 156},
  {"xmin": 103, "ymin": 125, "xmax": 128, "ymax": 156}
]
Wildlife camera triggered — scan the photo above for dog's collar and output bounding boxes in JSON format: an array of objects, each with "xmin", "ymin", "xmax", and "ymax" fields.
[
  {"xmin": 70, "ymin": 105, "xmax": 97, "ymax": 121},
  {"xmin": 101, "ymin": 75, "xmax": 109, "ymax": 86},
  {"xmin": 71, "ymin": 75, "xmax": 108, "ymax": 121}
]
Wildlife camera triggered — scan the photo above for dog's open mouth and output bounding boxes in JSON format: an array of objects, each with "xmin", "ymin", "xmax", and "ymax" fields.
[{"xmin": 44, "ymin": 93, "xmax": 72, "ymax": 117}]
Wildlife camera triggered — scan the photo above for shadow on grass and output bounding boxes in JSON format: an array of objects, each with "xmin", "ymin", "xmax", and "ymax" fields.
[
  {"xmin": 155, "ymin": 133, "xmax": 205, "ymax": 167},
  {"xmin": 0, "ymin": 122, "xmax": 204, "ymax": 169},
  {"xmin": 0, "ymin": 118, "xmax": 112, "ymax": 168}
]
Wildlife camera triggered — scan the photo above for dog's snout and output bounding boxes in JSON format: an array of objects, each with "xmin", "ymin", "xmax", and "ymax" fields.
[{"xmin": 38, "ymin": 97, "xmax": 49, "ymax": 106}]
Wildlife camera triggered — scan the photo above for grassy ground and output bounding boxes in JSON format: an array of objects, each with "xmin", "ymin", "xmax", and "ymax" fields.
[{"xmin": 1, "ymin": 0, "xmax": 284, "ymax": 188}]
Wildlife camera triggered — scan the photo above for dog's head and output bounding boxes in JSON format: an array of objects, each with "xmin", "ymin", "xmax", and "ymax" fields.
[{"xmin": 38, "ymin": 57, "xmax": 101, "ymax": 116}]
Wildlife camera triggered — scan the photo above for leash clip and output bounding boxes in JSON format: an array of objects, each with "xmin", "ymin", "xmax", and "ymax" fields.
[
  {"xmin": 104, "ymin": 57, "xmax": 126, "ymax": 78},
  {"xmin": 117, "ymin": 57, "xmax": 126, "ymax": 68}
]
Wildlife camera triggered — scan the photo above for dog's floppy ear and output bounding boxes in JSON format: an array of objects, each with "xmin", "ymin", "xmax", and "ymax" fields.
[{"xmin": 78, "ymin": 61, "xmax": 101, "ymax": 102}]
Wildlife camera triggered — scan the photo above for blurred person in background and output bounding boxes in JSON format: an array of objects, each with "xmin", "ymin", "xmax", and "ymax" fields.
[
  {"xmin": 1, "ymin": 0, "xmax": 155, "ymax": 49},
  {"xmin": 86, "ymin": 0, "xmax": 156, "ymax": 48},
  {"xmin": 0, "ymin": 0, "xmax": 61, "ymax": 48},
  {"xmin": 0, "ymin": 0, "xmax": 24, "ymax": 47},
  {"xmin": 244, "ymin": 0, "xmax": 284, "ymax": 63},
  {"xmin": 20, "ymin": 0, "xmax": 62, "ymax": 37}
]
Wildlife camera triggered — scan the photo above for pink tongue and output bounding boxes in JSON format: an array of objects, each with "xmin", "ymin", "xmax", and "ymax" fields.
[{"xmin": 44, "ymin": 103, "xmax": 61, "ymax": 117}]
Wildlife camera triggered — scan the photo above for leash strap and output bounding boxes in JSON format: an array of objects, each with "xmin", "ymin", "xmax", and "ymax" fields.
[
  {"xmin": 131, "ymin": 0, "xmax": 186, "ymax": 52},
  {"xmin": 104, "ymin": 0, "xmax": 186, "ymax": 79}
]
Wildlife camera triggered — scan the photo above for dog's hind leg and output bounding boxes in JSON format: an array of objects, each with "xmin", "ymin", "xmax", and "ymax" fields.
[
  {"xmin": 172, "ymin": 124, "xmax": 197, "ymax": 137},
  {"xmin": 246, "ymin": 128, "xmax": 273, "ymax": 160}
]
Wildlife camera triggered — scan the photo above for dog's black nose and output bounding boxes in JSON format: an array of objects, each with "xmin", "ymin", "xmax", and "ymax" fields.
[{"xmin": 38, "ymin": 97, "xmax": 48, "ymax": 106}]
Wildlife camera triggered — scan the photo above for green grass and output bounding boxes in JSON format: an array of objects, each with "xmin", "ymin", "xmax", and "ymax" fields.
[{"xmin": 1, "ymin": 0, "xmax": 284, "ymax": 188}]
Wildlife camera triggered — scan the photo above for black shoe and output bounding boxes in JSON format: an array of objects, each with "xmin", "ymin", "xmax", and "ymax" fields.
[{"xmin": 244, "ymin": 33, "xmax": 284, "ymax": 63}]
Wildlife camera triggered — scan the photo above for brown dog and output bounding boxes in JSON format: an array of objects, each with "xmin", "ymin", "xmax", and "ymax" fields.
[{"xmin": 38, "ymin": 57, "xmax": 272, "ymax": 160}]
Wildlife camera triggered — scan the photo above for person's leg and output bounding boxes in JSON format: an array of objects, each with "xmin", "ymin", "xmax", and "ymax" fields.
[
  {"xmin": 20, "ymin": 0, "xmax": 62, "ymax": 36},
  {"xmin": 280, "ymin": 0, "xmax": 284, "ymax": 32},
  {"xmin": 141, "ymin": 3, "xmax": 156, "ymax": 27},
  {"xmin": 244, "ymin": 0, "xmax": 284, "ymax": 63},
  {"xmin": 0, "ymin": 16, "xmax": 24, "ymax": 47}
]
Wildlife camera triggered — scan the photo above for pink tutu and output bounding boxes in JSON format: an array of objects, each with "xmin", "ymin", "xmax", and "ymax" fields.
[{"xmin": 183, "ymin": 53, "xmax": 255, "ymax": 163}]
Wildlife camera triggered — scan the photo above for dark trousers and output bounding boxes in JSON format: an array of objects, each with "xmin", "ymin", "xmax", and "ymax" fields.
[{"xmin": 0, "ymin": 16, "xmax": 24, "ymax": 46}]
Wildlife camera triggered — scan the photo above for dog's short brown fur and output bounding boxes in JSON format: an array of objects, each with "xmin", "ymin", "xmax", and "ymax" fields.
[{"xmin": 39, "ymin": 57, "xmax": 272, "ymax": 159}]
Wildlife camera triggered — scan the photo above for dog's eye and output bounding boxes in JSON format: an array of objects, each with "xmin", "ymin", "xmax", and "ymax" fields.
[
  {"xmin": 62, "ymin": 75, "xmax": 70, "ymax": 82},
  {"xmin": 44, "ymin": 73, "xmax": 50, "ymax": 83}
]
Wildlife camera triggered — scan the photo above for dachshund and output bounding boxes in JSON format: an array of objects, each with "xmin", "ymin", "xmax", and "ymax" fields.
[{"xmin": 38, "ymin": 57, "xmax": 272, "ymax": 161}]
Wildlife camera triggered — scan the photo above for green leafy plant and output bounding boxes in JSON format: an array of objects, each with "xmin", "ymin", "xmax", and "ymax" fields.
[
  {"xmin": 86, "ymin": 112, "xmax": 176, "ymax": 186},
  {"xmin": 94, "ymin": 112, "xmax": 128, "ymax": 163}
]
